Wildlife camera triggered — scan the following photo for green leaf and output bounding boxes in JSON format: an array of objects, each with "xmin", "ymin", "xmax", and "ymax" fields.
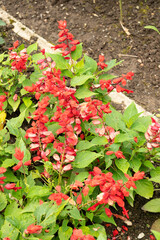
[
  {"xmin": 73, "ymin": 151, "xmax": 102, "ymax": 168},
  {"xmin": 32, "ymin": 53, "xmax": 45, "ymax": 62},
  {"xmin": 71, "ymin": 43, "xmax": 82, "ymax": 60},
  {"xmin": 151, "ymin": 219, "xmax": 160, "ymax": 233},
  {"xmin": 0, "ymin": 37, "xmax": 5, "ymax": 45},
  {"xmin": 58, "ymin": 226, "xmax": 72, "ymax": 240},
  {"xmin": 27, "ymin": 186, "xmax": 51, "ymax": 198},
  {"xmin": 131, "ymin": 116, "xmax": 151, "ymax": 132},
  {"xmin": 104, "ymin": 108, "xmax": 126, "ymax": 131},
  {"xmin": 91, "ymin": 136, "xmax": 108, "ymax": 145},
  {"xmin": 84, "ymin": 54, "xmax": 97, "ymax": 73},
  {"xmin": 142, "ymin": 199, "xmax": 160, "ymax": 212},
  {"xmin": 129, "ymin": 157, "xmax": 141, "ymax": 172},
  {"xmin": 6, "ymin": 110, "xmax": 26, "ymax": 136},
  {"xmin": 144, "ymin": 25, "xmax": 160, "ymax": 34},
  {"xmin": 150, "ymin": 167, "xmax": 160, "ymax": 178},
  {"xmin": 22, "ymin": 96, "xmax": 32, "ymax": 108},
  {"xmin": 4, "ymin": 169, "xmax": 18, "ymax": 182},
  {"xmin": 77, "ymin": 140, "xmax": 96, "ymax": 151},
  {"xmin": 115, "ymin": 158, "xmax": 130, "ymax": 173},
  {"xmin": 149, "ymin": 175, "xmax": 160, "ymax": 183},
  {"xmin": 18, "ymin": 75, "xmax": 26, "ymax": 84},
  {"xmin": 69, "ymin": 206, "xmax": 84, "ymax": 220},
  {"xmin": 47, "ymin": 53, "xmax": 69, "ymax": 70},
  {"xmin": 0, "ymin": 20, "xmax": 6, "ymax": 26},
  {"xmin": 143, "ymin": 160, "xmax": 155, "ymax": 169},
  {"xmin": 0, "ymin": 53, "xmax": 5, "ymax": 63},
  {"xmin": 151, "ymin": 230, "xmax": 160, "ymax": 239},
  {"xmin": 1, "ymin": 220, "xmax": 19, "ymax": 240},
  {"xmin": 98, "ymin": 74, "xmax": 117, "ymax": 81},
  {"xmin": 135, "ymin": 179, "xmax": 153, "ymax": 199},
  {"xmin": 2, "ymin": 158, "xmax": 15, "ymax": 168},
  {"xmin": 114, "ymin": 131, "xmax": 136, "ymax": 143},
  {"xmin": 0, "ymin": 214, "xmax": 4, "ymax": 229},
  {"xmin": 75, "ymin": 85, "xmax": 97, "ymax": 99},
  {"xmin": 27, "ymin": 42, "xmax": 38, "ymax": 54},
  {"xmin": 123, "ymin": 102, "xmax": 141, "ymax": 127},
  {"xmin": 104, "ymin": 59, "xmax": 123, "ymax": 72},
  {"xmin": 8, "ymin": 96, "xmax": 21, "ymax": 112},
  {"xmin": 71, "ymin": 74, "xmax": 93, "ymax": 87},
  {"xmin": 0, "ymin": 192, "xmax": 7, "ymax": 211}
]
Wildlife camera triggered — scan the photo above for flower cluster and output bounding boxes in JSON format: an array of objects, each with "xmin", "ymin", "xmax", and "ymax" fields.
[
  {"xmin": 71, "ymin": 229, "xmax": 95, "ymax": 240},
  {"xmin": 99, "ymin": 71, "xmax": 134, "ymax": 94},
  {"xmin": 52, "ymin": 20, "xmax": 80, "ymax": 57},
  {"xmin": 85, "ymin": 167, "xmax": 145, "ymax": 218},
  {"xmin": 0, "ymin": 94, "xmax": 7, "ymax": 111},
  {"xmin": 0, "ymin": 165, "xmax": 21, "ymax": 192},
  {"xmin": 12, "ymin": 147, "xmax": 31, "ymax": 171},
  {"xmin": 25, "ymin": 96, "xmax": 54, "ymax": 162},
  {"xmin": 9, "ymin": 40, "xmax": 29, "ymax": 72},
  {"xmin": 24, "ymin": 224, "xmax": 43, "ymax": 235},
  {"xmin": 145, "ymin": 117, "xmax": 160, "ymax": 150}
]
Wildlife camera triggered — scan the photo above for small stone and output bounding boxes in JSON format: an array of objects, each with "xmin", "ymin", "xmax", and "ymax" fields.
[{"xmin": 137, "ymin": 232, "xmax": 145, "ymax": 239}]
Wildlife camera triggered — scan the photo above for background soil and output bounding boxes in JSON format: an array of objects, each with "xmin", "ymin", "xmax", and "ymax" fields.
[
  {"xmin": 0, "ymin": 0, "xmax": 160, "ymax": 239},
  {"xmin": 1, "ymin": 0, "xmax": 160, "ymax": 115}
]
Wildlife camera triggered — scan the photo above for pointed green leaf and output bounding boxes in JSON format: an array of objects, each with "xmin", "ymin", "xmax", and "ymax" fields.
[
  {"xmin": 8, "ymin": 96, "xmax": 21, "ymax": 112},
  {"xmin": 84, "ymin": 54, "xmax": 97, "ymax": 73},
  {"xmin": 131, "ymin": 116, "xmax": 151, "ymax": 132},
  {"xmin": 135, "ymin": 179, "xmax": 153, "ymax": 199},
  {"xmin": 142, "ymin": 199, "xmax": 160, "ymax": 212},
  {"xmin": 75, "ymin": 85, "xmax": 97, "ymax": 99},
  {"xmin": 73, "ymin": 151, "xmax": 102, "ymax": 168},
  {"xmin": 104, "ymin": 108, "xmax": 126, "ymax": 131},
  {"xmin": 0, "ymin": 192, "xmax": 7, "ymax": 211},
  {"xmin": 71, "ymin": 43, "xmax": 82, "ymax": 60},
  {"xmin": 27, "ymin": 42, "xmax": 38, "ymax": 54},
  {"xmin": 115, "ymin": 158, "xmax": 130, "ymax": 173},
  {"xmin": 71, "ymin": 74, "xmax": 93, "ymax": 87}
]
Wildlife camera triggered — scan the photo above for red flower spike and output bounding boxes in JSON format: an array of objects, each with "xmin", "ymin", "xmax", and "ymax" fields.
[
  {"xmin": 58, "ymin": 20, "xmax": 67, "ymax": 30},
  {"xmin": 105, "ymin": 208, "xmax": 112, "ymax": 217},
  {"xmin": 14, "ymin": 148, "xmax": 24, "ymax": 161},
  {"xmin": 13, "ymin": 40, "xmax": 19, "ymax": 49},
  {"xmin": 113, "ymin": 229, "xmax": 119, "ymax": 237},
  {"xmin": 149, "ymin": 235, "xmax": 156, "ymax": 240},
  {"xmin": 25, "ymin": 224, "xmax": 43, "ymax": 235},
  {"xmin": 115, "ymin": 151, "xmax": 125, "ymax": 159},
  {"xmin": 76, "ymin": 194, "xmax": 82, "ymax": 205},
  {"xmin": 0, "ymin": 167, "xmax": 7, "ymax": 174}
]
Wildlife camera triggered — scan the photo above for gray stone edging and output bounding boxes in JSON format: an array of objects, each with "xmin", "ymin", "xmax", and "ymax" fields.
[{"xmin": 0, "ymin": 7, "xmax": 157, "ymax": 120}]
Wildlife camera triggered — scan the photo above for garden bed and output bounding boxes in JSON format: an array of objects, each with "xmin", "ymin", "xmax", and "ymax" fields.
[{"xmin": 0, "ymin": 2, "xmax": 160, "ymax": 240}]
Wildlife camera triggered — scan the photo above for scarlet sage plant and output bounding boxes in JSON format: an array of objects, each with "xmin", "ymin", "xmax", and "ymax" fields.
[{"xmin": 0, "ymin": 20, "xmax": 159, "ymax": 240}]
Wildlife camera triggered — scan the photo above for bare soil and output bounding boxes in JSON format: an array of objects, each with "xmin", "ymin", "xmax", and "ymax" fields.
[{"xmin": 0, "ymin": 0, "xmax": 160, "ymax": 239}]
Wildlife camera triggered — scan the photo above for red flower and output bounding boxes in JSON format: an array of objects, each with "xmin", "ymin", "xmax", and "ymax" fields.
[
  {"xmin": 12, "ymin": 161, "xmax": 23, "ymax": 171},
  {"xmin": 25, "ymin": 224, "xmax": 43, "ymax": 234},
  {"xmin": 105, "ymin": 208, "xmax": 112, "ymax": 217},
  {"xmin": 113, "ymin": 229, "xmax": 119, "ymax": 237},
  {"xmin": 14, "ymin": 148, "xmax": 24, "ymax": 161},
  {"xmin": 76, "ymin": 194, "xmax": 82, "ymax": 205},
  {"xmin": 13, "ymin": 40, "xmax": 19, "ymax": 49},
  {"xmin": 115, "ymin": 151, "xmax": 125, "ymax": 159},
  {"xmin": 58, "ymin": 20, "xmax": 67, "ymax": 30},
  {"xmin": 0, "ymin": 167, "xmax": 6, "ymax": 174}
]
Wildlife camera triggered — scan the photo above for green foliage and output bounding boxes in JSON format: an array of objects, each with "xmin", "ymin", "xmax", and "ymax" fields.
[{"xmin": 0, "ymin": 21, "xmax": 159, "ymax": 240}]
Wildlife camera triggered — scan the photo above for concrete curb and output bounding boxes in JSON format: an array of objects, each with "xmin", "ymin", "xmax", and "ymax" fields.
[{"xmin": 0, "ymin": 8, "xmax": 157, "ymax": 120}]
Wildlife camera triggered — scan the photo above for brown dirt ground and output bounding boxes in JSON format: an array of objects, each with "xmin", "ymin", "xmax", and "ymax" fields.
[{"xmin": 0, "ymin": 0, "xmax": 160, "ymax": 239}]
